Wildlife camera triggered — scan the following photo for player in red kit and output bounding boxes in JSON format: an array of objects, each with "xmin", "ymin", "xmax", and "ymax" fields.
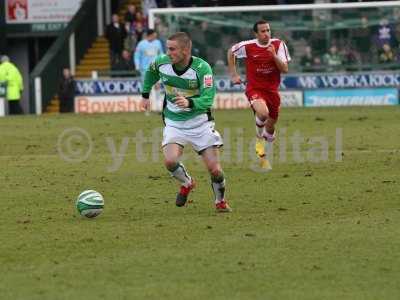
[{"xmin": 227, "ymin": 20, "xmax": 291, "ymax": 169}]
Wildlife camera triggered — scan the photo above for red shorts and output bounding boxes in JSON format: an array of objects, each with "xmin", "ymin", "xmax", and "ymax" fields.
[{"xmin": 245, "ymin": 89, "xmax": 281, "ymax": 120}]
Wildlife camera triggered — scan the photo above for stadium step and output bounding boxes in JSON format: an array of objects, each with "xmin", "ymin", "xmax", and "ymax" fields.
[
  {"xmin": 81, "ymin": 58, "xmax": 110, "ymax": 65},
  {"xmin": 46, "ymin": 96, "xmax": 60, "ymax": 114},
  {"xmin": 74, "ymin": 70, "xmax": 95, "ymax": 77},
  {"xmin": 75, "ymin": 36, "xmax": 111, "ymax": 78},
  {"xmin": 80, "ymin": 57, "xmax": 110, "ymax": 66},
  {"xmin": 76, "ymin": 65, "xmax": 110, "ymax": 71},
  {"xmin": 83, "ymin": 53, "xmax": 109, "ymax": 59},
  {"xmin": 87, "ymin": 48, "xmax": 109, "ymax": 54},
  {"xmin": 45, "ymin": 35, "xmax": 112, "ymax": 112},
  {"xmin": 45, "ymin": 0, "xmax": 142, "ymax": 113}
]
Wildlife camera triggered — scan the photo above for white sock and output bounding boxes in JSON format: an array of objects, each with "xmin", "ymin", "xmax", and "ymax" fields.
[
  {"xmin": 170, "ymin": 163, "xmax": 192, "ymax": 187},
  {"xmin": 255, "ymin": 116, "xmax": 266, "ymax": 138},
  {"xmin": 263, "ymin": 131, "xmax": 276, "ymax": 143}
]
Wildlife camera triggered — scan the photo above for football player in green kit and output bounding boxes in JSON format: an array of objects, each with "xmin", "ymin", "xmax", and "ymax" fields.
[{"xmin": 140, "ymin": 32, "xmax": 231, "ymax": 212}]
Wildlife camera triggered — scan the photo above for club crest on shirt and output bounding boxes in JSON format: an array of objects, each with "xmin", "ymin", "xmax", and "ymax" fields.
[{"xmin": 203, "ymin": 75, "xmax": 213, "ymax": 88}]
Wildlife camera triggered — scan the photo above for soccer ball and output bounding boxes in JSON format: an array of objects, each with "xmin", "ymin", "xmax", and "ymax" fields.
[{"xmin": 76, "ymin": 190, "xmax": 104, "ymax": 218}]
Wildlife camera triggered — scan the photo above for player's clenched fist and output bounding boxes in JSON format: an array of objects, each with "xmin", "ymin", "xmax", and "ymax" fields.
[
  {"xmin": 174, "ymin": 95, "xmax": 189, "ymax": 108},
  {"xmin": 140, "ymin": 98, "xmax": 150, "ymax": 112}
]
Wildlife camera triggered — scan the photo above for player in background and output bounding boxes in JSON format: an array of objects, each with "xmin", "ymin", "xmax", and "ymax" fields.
[
  {"xmin": 227, "ymin": 20, "xmax": 291, "ymax": 169},
  {"xmin": 140, "ymin": 32, "xmax": 231, "ymax": 212}
]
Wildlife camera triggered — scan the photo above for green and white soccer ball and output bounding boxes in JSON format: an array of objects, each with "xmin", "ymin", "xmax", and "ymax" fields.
[{"xmin": 76, "ymin": 190, "xmax": 104, "ymax": 218}]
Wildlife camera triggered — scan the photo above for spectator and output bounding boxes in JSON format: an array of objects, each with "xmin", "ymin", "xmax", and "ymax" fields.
[
  {"xmin": 190, "ymin": 21, "xmax": 208, "ymax": 59},
  {"xmin": 213, "ymin": 59, "xmax": 228, "ymax": 75},
  {"xmin": 376, "ymin": 18, "xmax": 395, "ymax": 48},
  {"xmin": 155, "ymin": 21, "xmax": 169, "ymax": 51},
  {"xmin": 0, "ymin": 55, "xmax": 23, "ymax": 115},
  {"xmin": 397, "ymin": 46, "xmax": 400, "ymax": 63},
  {"xmin": 124, "ymin": 29, "xmax": 139, "ymax": 54},
  {"xmin": 142, "ymin": 0, "xmax": 157, "ymax": 18},
  {"xmin": 133, "ymin": 11, "xmax": 147, "ymax": 31},
  {"xmin": 134, "ymin": 21, "xmax": 145, "ymax": 43},
  {"xmin": 124, "ymin": 4, "xmax": 136, "ymax": 25},
  {"xmin": 393, "ymin": 23, "xmax": 400, "ymax": 48},
  {"xmin": 323, "ymin": 45, "xmax": 343, "ymax": 71},
  {"xmin": 58, "ymin": 68, "xmax": 76, "ymax": 113},
  {"xmin": 342, "ymin": 44, "xmax": 361, "ymax": 71},
  {"xmin": 310, "ymin": 18, "xmax": 327, "ymax": 56},
  {"xmin": 351, "ymin": 16, "xmax": 371, "ymax": 64},
  {"xmin": 312, "ymin": 56, "xmax": 323, "ymax": 72},
  {"xmin": 113, "ymin": 50, "xmax": 136, "ymax": 76},
  {"xmin": 300, "ymin": 46, "xmax": 313, "ymax": 72},
  {"xmin": 106, "ymin": 14, "xmax": 127, "ymax": 67},
  {"xmin": 134, "ymin": 29, "xmax": 164, "ymax": 83},
  {"xmin": 379, "ymin": 43, "xmax": 395, "ymax": 64},
  {"xmin": 156, "ymin": 0, "xmax": 168, "ymax": 8}
]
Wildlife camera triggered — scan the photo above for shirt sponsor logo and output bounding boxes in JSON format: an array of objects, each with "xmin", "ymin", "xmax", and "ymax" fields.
[
  {"xmin": 204, "ymin": 75, "xmax": 213, "ymax": 88},
  {"xmin": 188, "ymin": 80, "xmax": 198, "ymax": 89}
]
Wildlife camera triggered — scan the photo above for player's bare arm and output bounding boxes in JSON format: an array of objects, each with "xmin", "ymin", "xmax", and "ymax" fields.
[
  {"xmin": 267, "ymin": 44, "xmax": 289, "ymax": 73},
  {"xmin": 227, "ymin": 48, "xmax": 241, "ymax": 84}
]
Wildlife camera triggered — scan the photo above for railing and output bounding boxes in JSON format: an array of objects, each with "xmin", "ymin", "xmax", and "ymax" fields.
[
  {"xmin": 295, "ymin": 62, "xmax": 400, "ymax": 74},
  {"xmin": 29, "ymin": 0, "xmax": 104, "ymax": 114},
  {"xmin": 97, "ymin": 70, "xmax": 141, "ymax": 78},
  {"xmin": 149, "ymin": 1, "xmax": 400, "ymax": 76}
]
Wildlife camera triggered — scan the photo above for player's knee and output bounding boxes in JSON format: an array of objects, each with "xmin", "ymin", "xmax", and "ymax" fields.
[
  {"xmin": 256, "ymin": 113, "xmax": 268, "ymax": 122},
  {"xmin": 164, "ymin": 158, "xmax": 178, "ymax": 170},
  {"xmin": 261, "ymin": 113, "xmax": 269, "ymax": 122},
  {"xmin": 209, "ymin": 166, "xmax": 222, "ymax": 177}
]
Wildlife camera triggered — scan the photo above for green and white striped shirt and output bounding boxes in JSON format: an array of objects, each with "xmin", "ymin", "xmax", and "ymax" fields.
[{"xmin": 142, "ymin": 55, "xmax": 216, "ymax": 122}]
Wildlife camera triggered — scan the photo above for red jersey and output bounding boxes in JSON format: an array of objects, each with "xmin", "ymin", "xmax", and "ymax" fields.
[{"xmin": 231, "ymin": 38, "xmax": 291, "ymax": 92}]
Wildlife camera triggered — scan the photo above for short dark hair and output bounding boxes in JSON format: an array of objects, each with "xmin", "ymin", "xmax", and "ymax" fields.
[
  {"xmin": 253, "ymin": 20, "xmax": 269, "ymax": 33},
  {"xmin": 167, "ymin": 32, "xmax": 192, "ymax": 48},
  {"xmin": 146, "ymin": 29, "xmax": 155, "ymax": 35}
]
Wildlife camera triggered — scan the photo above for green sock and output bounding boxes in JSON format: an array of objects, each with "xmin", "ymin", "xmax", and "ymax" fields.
[
  {"xmin": 168, "ymin": 162, "xmax": 192, "ymax": 187},
  {"xmin": 211, "ymin": 172, "xmax": 225, "ymax": 203}
]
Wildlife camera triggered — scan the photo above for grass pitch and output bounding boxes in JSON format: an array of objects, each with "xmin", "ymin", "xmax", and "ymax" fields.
[{"xmin": 0, "ymin": 106, "xmax": 399, "ymax": 300}]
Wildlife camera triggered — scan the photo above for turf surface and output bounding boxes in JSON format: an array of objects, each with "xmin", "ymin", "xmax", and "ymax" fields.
[{"xmin": 0, "ymin": 106, "xmax": 399, "ymax": 299}]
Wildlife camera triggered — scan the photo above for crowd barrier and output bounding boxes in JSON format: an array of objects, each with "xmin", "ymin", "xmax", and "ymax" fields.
[{"xmin": 73, "ymin": 71, "xmax": 400, "ymax": 114}]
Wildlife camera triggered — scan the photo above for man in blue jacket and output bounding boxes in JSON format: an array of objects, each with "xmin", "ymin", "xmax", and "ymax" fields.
[{"xmin": 134, "ymin": 29, "xmax": 164, "ymax": 84}]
